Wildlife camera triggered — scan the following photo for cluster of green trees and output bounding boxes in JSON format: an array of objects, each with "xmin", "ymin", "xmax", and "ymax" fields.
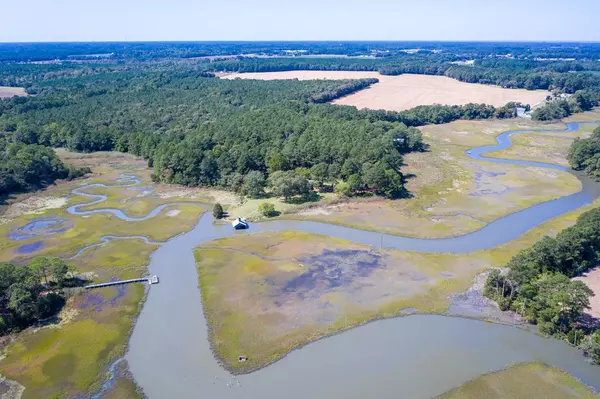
[
  {"xmin": 1, "ymin": 72, "xmax": 427, "ymax": 199},
  {"xmin": 532, "ymin": 91, "xmax": 599, "ymax": 121},
  {"xmin": 146, "ymin": 102, "xmax": 418, "ymax": 199},
  {"xmin": 1, "ymin": 54, "xmax": 597, "ymax": 200},
  {"xmin": 0, "ymin": 66, "xmax": 556, "ymax": 200},
  {"xmin": 483, "ymin": 208, "xmax": 600, "ymax": 361},
  {"xmin": 308, "ymin": 78, "xmax": 378, "ymax": 103},
  {"xmin": 0, "ymin": 257, "xmax": 71, "ymax": 334},
  {"xmin": 0, "ymin": 141, "xmax": 91, "ymax": 197},
  {"xmin": 258, "ymin": 202, "xmax": 277, "ymax": 217},
  {"xmin": 568, "ymin": 126, "xmax": 600, "ymax": 179}
]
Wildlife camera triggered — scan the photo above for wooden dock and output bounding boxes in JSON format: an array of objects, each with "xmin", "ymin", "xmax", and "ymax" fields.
[{"xmin": 85, "ymin": 275, "xmax": 159, "ymax": 289}]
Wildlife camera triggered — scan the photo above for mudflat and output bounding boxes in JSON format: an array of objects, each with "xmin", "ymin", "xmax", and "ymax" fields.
[{"xmin": 221, "ymin": 71, "xmax": 549, "ymax": 110}]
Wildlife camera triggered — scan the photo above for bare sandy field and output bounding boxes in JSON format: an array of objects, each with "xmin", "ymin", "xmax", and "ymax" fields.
[
  {"xmin": 221, "ymin": 71, "xmax": 549, "ymax": 111},
  {"xmin": 574, "ymin": 266, "xmax": 600, "ymax": 320},
  {"xmin": 0, "ymin": 86, "xmax": 27, "ymax": 99}
]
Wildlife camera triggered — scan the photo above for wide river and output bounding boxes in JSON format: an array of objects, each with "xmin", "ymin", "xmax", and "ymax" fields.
[{"xmin": 67, "ymin": 122, "xmax": 600, "ymax": 398}]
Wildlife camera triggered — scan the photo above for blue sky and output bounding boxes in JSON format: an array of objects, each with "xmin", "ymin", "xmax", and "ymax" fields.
[{"xmin": 3, "ymin": 0, "xmax": 600, "ymax": 42}]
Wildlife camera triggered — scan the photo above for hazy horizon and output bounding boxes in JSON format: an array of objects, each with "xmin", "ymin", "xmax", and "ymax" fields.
[
  {"xmin": 3, "ymin": 0, "xmax": 600, "ymax": 43},
  {"xmin": 2, "ymin": 40, "xmax": 600, "ymax": 44}
]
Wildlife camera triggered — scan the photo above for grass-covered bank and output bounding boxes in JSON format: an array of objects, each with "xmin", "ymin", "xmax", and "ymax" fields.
[
  {"xmin": 436, "ymin": 362, "xmax": 597, "ymax": 399},
  {"xmin": 0, "ymin": 155, "xmax": 209, "ymax": 398},
  {"xmin": 0, "ymin": 239, "xmax": 152, "ymax": 398},
  {"xmin": 277, "ymin": 117, "xmax": 587, "ymax": 239},
  {"xmin": 194, "ymin": 197, "xmax": 600, "ymax": 373}
]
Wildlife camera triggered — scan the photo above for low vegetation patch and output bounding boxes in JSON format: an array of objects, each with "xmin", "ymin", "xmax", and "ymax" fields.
[
  {"xmin": 486, "ymin": 125, "xmax": 595, "ymax": 167},
  {"xmin": 0, "ymin": 239, "xmax": 154, "ymax": 398},
  {"xmin": 284, "ymin": 118, "xmax": 582, "ymax": 238},
  {"xmin": 437, "ymin": 362, "xmax": 597, "ymax": 399},
  {"xmin": 194, "ymin": 199, "xmax": 600, "ymax": 373},
  {"xmin": 0, "ymin": 160, "xmax": 206, "ymax": 398},
  {"xmin": 224, "ymin": 71, "xmax": 547, "ymax": 111}
]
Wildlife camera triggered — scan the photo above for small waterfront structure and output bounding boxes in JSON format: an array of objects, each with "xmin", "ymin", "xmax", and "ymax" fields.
[
  {"xmin": 85, "ymin": 275, "xmax": 159, "ymax": 289},
  {"xmin": 232, "ymin": 218, "xmax": 249, "ymax": 230}
]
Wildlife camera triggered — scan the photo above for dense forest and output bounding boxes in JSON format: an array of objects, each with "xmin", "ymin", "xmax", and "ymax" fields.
[
  {"xmin": 0, "ymin": 69, "xmax": 529, "ymax": 199},
  {"xmin": 568, "ymin": 126, "xmax": 600, "ymax": 180},
  {"xmin": 0, "ymin": 141, "xmax": 90, "ymax": 198},
  {"xmin": 483, "ymin": 207, "xmax": 600, "ymax": 362},
  {"xmin": 2, "ymin": 46, "xmax": 598, "ymax": 124},
  {"xmin": 1, "ymin": 42, "xmax": 600, "ymax": 199},
  {"xmin": 0, "ymin": 257, "xmax": 71, "ymax": 334}
]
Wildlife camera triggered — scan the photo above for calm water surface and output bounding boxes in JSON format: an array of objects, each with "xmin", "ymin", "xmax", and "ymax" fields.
[{"xmin": 64, "ymin": 123, "xmax": 600, "ymax": 398}]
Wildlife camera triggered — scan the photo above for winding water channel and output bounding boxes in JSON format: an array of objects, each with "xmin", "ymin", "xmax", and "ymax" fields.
[{"xmin": 67, "ymin": 122, "xmax": 600, "ymax": 398}]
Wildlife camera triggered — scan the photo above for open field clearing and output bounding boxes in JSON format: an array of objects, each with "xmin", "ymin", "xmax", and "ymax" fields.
[
  {"xmin": 195, "ymin": 196, "xmax": 600, "ymax": 373},
  {"xmin": 437, "ymin": 362, "xmax": 597, "ymax": 399},
  {"xmin": 221, "ymin": 71, "xmax": 549, "ymax": 110},
  {"xmin": 574, "ymin": 267, "xmax": 600, "ymax": 320},
  {"xmin": 0, "ymin": 86, "xmax": 26, "ymax": 99},
  {"xmin": 287, "ymin": 117, "xmax": 584, "ymax": 238}
]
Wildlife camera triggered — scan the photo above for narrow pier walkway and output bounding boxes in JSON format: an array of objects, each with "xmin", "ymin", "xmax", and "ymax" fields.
[{"xmin": 85, "ymin": 275, "xmax": 159, "ymax": 289}]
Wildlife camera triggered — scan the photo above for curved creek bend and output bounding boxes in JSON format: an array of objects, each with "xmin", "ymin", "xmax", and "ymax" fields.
[{"xmin": 64, "ymin": 123, "xmax": 600, "ymax": 398}]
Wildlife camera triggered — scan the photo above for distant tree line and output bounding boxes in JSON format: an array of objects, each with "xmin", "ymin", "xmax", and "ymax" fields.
[
  {"xmin": 0, "ymin": 257, "xmax": 71, "ymax": 335},
  {"xmin": 568, "ymin": 125, "xmax": 600, "ymax": 179},
  {"xmin": 209, "ymin": 57, "xmax": 600, "ymax": 120},
  {"xmin": 483, "ymin": 207, "xmax": 600, "ymax": 362},
  {"xmin": 0, "ymin": 70, "xmax": 530, "ymax": 200},
  {"xmin": 2, "ymin": 41, "xmax": 600, "ymax": 62},
  {"xmin": 308, "ymin": 78, "xmax": 378, "ymax": 103},
  {"xmin": 210, "ymin": 57, "xmax": 600, "ymax": 93}
]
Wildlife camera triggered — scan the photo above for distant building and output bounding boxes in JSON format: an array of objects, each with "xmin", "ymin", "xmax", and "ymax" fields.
[{"xmin": 232, "ymin": 218, "xmax": 249, "ymax": 230}]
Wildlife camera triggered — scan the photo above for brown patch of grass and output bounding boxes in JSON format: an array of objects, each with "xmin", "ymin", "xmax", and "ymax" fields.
[
  {"xmin": 0, "ymin": 86, "xmax": 26, "ymax": 99},
  {"xmin": 222, "ymin": 72, "xmax": 549, "ymax": 110}
]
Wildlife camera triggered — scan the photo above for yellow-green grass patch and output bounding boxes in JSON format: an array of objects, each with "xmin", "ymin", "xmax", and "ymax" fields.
[
  {"xmin": 437, "ymin": 362, "xmax": 597, "ymax": 399},
  {"xmin": 195, "ymin": 197, "xmax": 600, "ymax": 373},
  {"xmin": 0, "ymin": 203, "xmax": 203, "ymax": 262},
  {"xmin": 0, "ymin": 239, "xmax": 154, "ymax": 398},
  {"xmin": 285, "ymin": 118, "xmax": 582, "ymax": 238},
  {"xmin": 0, "ymin": 159, "xmax": 206, "ymax": 397}
]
